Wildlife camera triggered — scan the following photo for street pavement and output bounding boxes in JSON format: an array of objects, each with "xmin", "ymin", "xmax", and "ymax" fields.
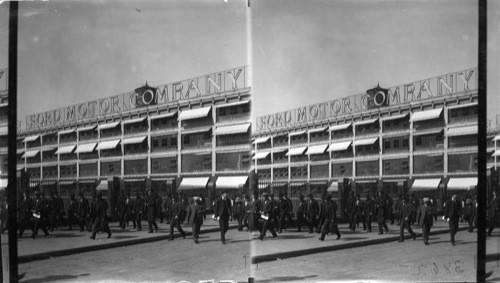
[{"xmin": 1, "ymin": 217, "xmax": 496, "ymax": 282}]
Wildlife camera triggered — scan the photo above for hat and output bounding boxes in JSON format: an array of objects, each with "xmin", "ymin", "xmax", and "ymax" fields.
[
  {"xmin": 235, "ymin": 197, "xmax": 242, "ymax": 202},
  {"xmin": 193, "ymin": 196, "xmax": 200, "ymax": 201},
  {"xmin": 423, "ymin": 197, "xmax": 430, "ymax": 202}
]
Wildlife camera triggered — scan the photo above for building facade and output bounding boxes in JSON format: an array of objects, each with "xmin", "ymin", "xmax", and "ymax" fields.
[
  {"xmin": 253, "ymin": 68, "xmax": 478, "ymax": 213},
  {"xmin": 17, "ymin": 66, "xmax": 251, "ymax": 209}
]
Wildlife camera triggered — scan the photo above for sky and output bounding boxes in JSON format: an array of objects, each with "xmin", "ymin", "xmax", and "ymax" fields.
[
  {"xmin": 0, "ymin": 0, "xmax": 249, "ymax": 130},
  {"xmin": 0, "ymin": 0, "xmax": 498, "ymax": 130}
]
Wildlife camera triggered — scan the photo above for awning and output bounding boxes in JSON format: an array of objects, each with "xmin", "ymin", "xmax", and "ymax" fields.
[
  {"xmin": 410, "ymin": 108, "xmax": 443, "ymax": 122},
  {"xmin": 413, "ymin": 129, "xmax": 443, "ymax": 136},
  {"xmin": 289, "ymin": 130, "xmax": 306, "ymax": 137},
  {"xmin": 123, "ymin": 117, "xmax": 147, "ymax": 125},
  {"xmin": 493, "ymin": 135, "xmax": 500, "ymax": 141},
  {"xmin": 410, "ymin": 178, "xmax": 441, "ymax": 191},
  {"xmin": 286, "ymin": 146, "xmax": 307, "ymax": 156},
  {"xmin": 253, "ymin": 136, "xmax": 270, "ymax": 144},
  {"xmin": 214, "ymin": 123, "xmax": 251, "ymax": 136},
  {"xmin": 327, "ymin": 182, "xmax": 339, "ymax": 192},
  {"xmin": 77, "ymin": 125, "xmax": 97, "ymax": 132},
  {"xmin": 447, "ymin": 126, "xmax": 477, "ymax": 137},
  {"xmin": 29, "ymin": 182, "xmax": 40, "ymax": 188},
  {"xmin": 122, "ymin": 136, "xmax": 147, "ymax": 145},
  {"xmin": 355, "ymin": 118, "xmax": 379, "ymax": 126},
  {"xmin": 23, "ymin": 135, "xmax": 39, "ymax": 143},
  {"xmin": 329, "ymin": 123, "xmax": 352, "ymax": 132},
  {"xmin": 22, "ymin": 150, "xmax": 40, "ymax": 158},
  {"xmin": 182, "ymin": 127, "xmax": 212, "ymax": 135},
  {"xmin": 216, "ymin": 100, "xmax": 249, "ymax": 108},
  {"xmin": 353, "ymin": 137, "xmax": 378, "ymax": 146},
  {"xmin": 487, "ymin": 147, "xmax": 495, "ymax": 153},
  {"xmin": 0, "ymin": 102, "xmax": 7, "ymax": 108},
  {"xmin": 328, "ymin": 141, "xmax": 352, "ymax": 152},
  {"xmin": 252, "ymin": 151, "xmax": 270, "ymax": 160},
  {"xmin": 492, "ymin": 151, "xmax": 500, "ymax": 157},
  {"xmin": 447, "ymin": 102, "xmax": 478, "ymax": 110},
  {"xmin": 55, "ymin": 145, "xmax": 75, "ymax": 154},
  {"xmin": 59, "ymin": 180, "xmax": 76, "ymax": 185},
  {"xmin": 381, "ymin": 113, "xmax": 409, "ymax": 121},
  {"xmin": 97, "ymin": 121, "xmax": 121, "ymax": 130},
  {"xmin": 178, "ymin": 177, "xmax": 209, "ymax": 190},
  {"xmin": 96, "ymin": 139, "xmax": 121, "ymax": 150},
  {"xmin": 306, "ymin": 144, "xmax": 329, "ymax": 155},
  {"xmin": 150, "ymin": 112, "xmax": 177, "ymax": 120},
  {"xmin": 216, "ymin": 176, "xmax": 248, "ymax": 189},
  {"xmin": 75, "ymin": 143, "xmax": 97, "ymax": 153},
  {"xmin": 308, "ymin": 127, "xmax": 328, "ymax": 134},
  {"xmin": 178, "ymin": 106, "xmax": 212, "ymax": 121},
  {"xmin": 41, "ymin": 147, "xmax": 57, "ymax": 152},
  {"xmin": 272, "ymin": 148, "xmax": 288, "ymax": 154},
  {"xmin": 289, "ymin": 182, "xmax": 306, "ymax": 187},
  {"xmin": 0, "ymin": 179, "xmax": 7, "ymax": 190},
  {"xmin": 447, "ymin": 177, "xmax": 477, "ymax": 190},
  {"xmin": 0, "ymin": 126, "xmax": 7, "ymax": 136},
  {"xmin": 96, "ymin": 180, "xmax": 108, "ymax": 191},
  {"xmin": 58, "ymin": 128, "xmax": 76, "ymax": 135}
]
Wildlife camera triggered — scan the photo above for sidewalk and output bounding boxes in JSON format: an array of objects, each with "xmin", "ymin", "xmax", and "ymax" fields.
[
  {"xmin": 3, "ymin": 217, "xmax": 238, "ymax": 264},
  {"xmin": 251, "ymin": 219, "xmax": 471, "ymax": 264}
]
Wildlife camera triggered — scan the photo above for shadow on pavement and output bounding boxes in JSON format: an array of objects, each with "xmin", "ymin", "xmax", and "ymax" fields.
[
  {"xmin": 338, "ymin": 236, "xmax": 368, "ymax": 241},
  {"xmin": 21, "ymin": 273, "xmax": 91, "ymax": 283},
  {"xmin": 273, "ymin": 235, "xmax": 310, "ymax": 240},
  {"xmin": 486, "ymin": 253, "xmax": 500, "ymax": 262},
  {"xmin": 51, "ymin": 233, "xmax": 85, "ymax": 238},
  {"xmin": 256, "ymin": 275, "xmax": 318, "ymax": 282},
  {"xmin": 112, "ymin": 235, "xmax": 140, "ymax": 240}
]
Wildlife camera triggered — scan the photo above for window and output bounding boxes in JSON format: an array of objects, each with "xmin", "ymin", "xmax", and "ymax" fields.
[
  {"xmin": 230, "ymin": 107, "xmax": 238, "ymax": 115},
  {"xmin": 340, "ymin": 165, "xmax": 345, "ymax": 173},
  {"xmin": 393, "ymin": 140, "xmax": 399, "ymax": 148},
  {"xmin": 109, "ymin": 164, "xmax": 114, "ymax": 173},
  {"xmin": 435, "ymin": 134, "xmax": 441, "ymax": 141},
  {"xmin": 451, "ymin": 110, "xmax": 457, "ymax": 118},
  {"xmin": 402, "ymin": 161, "xmax": 409, "ymax": 170},
  {"xmin": 152, "ymin": 139, "xmax": 159, "ymax": 147},
  {"xmin": 403, "ymin": 137, "xmax": 409, "ymax": 147},
  {"xmin": 184, "ymin": 136, "xmax": 190, "ymax": 144},
  {"xmin": 384, "ymin": 140, "xmax": 390, "ymax": 149},
  {"xmin": 161, "ymin": 138, "xmax": 169, "ymax": 147},
  {"xmin": 416, "ymin": 136, "xmax": 422, "ymax": 146},
  {"xmin": 171, "ymin": 137, "xmax": 177, "ymax": 147},
  {"xmin": 204, "ymin": 132, "xmax": 211, "ymax": 140},
  {"xmin": 462, "ymin": 108, "xmax": 469, "ymax": 116}
]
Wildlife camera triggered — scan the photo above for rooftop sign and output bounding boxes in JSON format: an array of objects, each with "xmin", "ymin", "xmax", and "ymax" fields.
[
  {"xmin": 26, "ymin": 66, "xmax": 249, "ymax": 130},
  {"xmin": 255, "ymin": 68, "xmax": 477, "ymax": 132}
]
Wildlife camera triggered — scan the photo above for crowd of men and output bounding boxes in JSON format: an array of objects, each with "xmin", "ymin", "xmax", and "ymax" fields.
[{"xmin": 4, "ymin": 188, "xmax": 499, "ymax": 246}]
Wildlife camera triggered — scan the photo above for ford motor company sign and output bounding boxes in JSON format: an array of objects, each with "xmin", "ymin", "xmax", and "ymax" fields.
[
  {"xmin": 26, "ymin": 66, "xmax": 249, "ymax": 130},
  {"xmin": 255, "ymin": 68, "xmax": 477, "ymax": 132}
]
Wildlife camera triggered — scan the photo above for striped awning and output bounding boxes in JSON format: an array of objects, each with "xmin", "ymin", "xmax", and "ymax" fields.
[
  {"xmin": 182, "ymin": 127, "xmax": 212, "ymax": 135},
  {"xmin": 328, "ymin": 141, "xmax": 352, "ymax": 152},
  {"xmin": 493, "ymin": 135, "xmax": 500, "ymax": 141},
  {"xmin": 96, "ymin": 139, "xmax": 121, "ymax": 150},
  {"xmin": 272, "ymin": 148, "xmax": 288, "ymax": 154},
  {"xmin": 410, "ymin": 178, "xmax": 441, "ymax": 191},
  {"xmin": 22, "ymin": 150, "xmax": 39, "ymax": 158},
  {"xmin": 55, "ymin": 145, "xmax": 75, "ymax": 154},
  {"xmin": 327, "ymin": 182, "xmax": 339, "ymax": 192},
  {"xmin": 0, "ymin": 178, "xmax": 7, "ymax": 190},
  {"xmin": 178, "ymin": 177, "xmax": 209, "ymax": 190},
  {"xmin": 381, "ymin": 113, "xmax": 409, "ymax": 121},
  {"xmin": 0, "ymin": 126, "xmax": 7, "ymax": 136},
  {"xmin": 96, "ymin": 180, "xmax": 108, "ymax": 191},
  {"xmin": 178, "ymin": 106, "xmax": 212, "ymax": 121},
  {"xmin": 308, "ymin": 127, "xmax": 328, "ymax": 134},
  {"xmin": 77, "ymin": 125, "xmax": 97, "ymax": 132},
  {"xmin": 253, "ymin": 136, "xmax": 270, "ymax": 144},
  {"xmin": 355, "ymin": 118, "xmax": 379, "ymax": 126},
  {"xmin": 410, "ymin": 108, "xmax": 443, "ymax": 122},
  {"xmin": 150, "ymin": 112, "xmax": 177, "ymax": 120},
  {"xmin": 306, "ymin": 144, "xmax": 329, "ymax": 155},
  {"xmin": 216, "ymin": 100, "xmax": 250, "ymax": 108},
  {"xmin": 123, "ymin": 117, "xmax": 147, "ymax": 125},
  {"xmin": 353, "ymin": 137, "xmax": 378, "ymax": 146},
  {"xmin": 447, "ymin": 177, "xmax": 477, "ymax": 190},
  {"xmin": 447, "ymin": 126, "xmax": 477, "ymax": 137},
  {"xmin": 329, "ymin": 123, "xmax": 352, "ymax": 132},
  {"xmin": 289, "ymin": 130, "xmax": 307, "ymax": 137},
  {"xmin": 252, "ymin": 151, "xmax": 270, "ymax": 160},
  {"xmin": 41, "ymin": 147, "xmax": 57, "ymax": 152},
  {"xmin": 214, "ymin": 123, "xmax": 251, "ymax": 136},
  {"xmin": 58, "ymin": 128, "xmax": 76, "ymax": 135},
  {"xmin": 122, "ymin": 136, "xmax": 147, "ymax": 145},
  {"xmin": 216, "ymin": 176, "xmax": 248, "ymax": 189},
  {"xmin": 23, "ymin": 135, "xmax": 39, "ymax": 143},
  {"xmin": 97, "ymin": 121, "xmax": 121, "ymax": 130},
  {"xmin": 75, "ymin": 143, "xmax": 97, "ymax": 153},
  {"xmin": 286, "ymin": 146, "xmax": 307, "ymax": 156}
]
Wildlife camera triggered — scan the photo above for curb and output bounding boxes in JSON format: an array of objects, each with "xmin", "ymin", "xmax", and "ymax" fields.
[
  {"xmin": 251, "ymin": 226, "xmax": 469, "ymax": 264},
  {"xmin": 18, "ymin": 224, "xmax": 239, "ymax": 264}
]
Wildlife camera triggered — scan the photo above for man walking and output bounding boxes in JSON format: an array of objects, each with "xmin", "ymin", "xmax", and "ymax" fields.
[
  {"xmin": 464, "ymin": 197, "xmax": 475, "ymax": 233},
  {"xmin": 90, "ymin": 192, "xmax": 112, "ymax": 240},
  {"xmin": 487, "ymin": 191, "xmax": 500, "ymax": 236},
  {"xmin": 249, "ymin": 193, "xmax": 262, "ymax": 233},
  {"xmin": 398, "ymin": 197, "xmax": 416, "ymax": 242},
  {"xmin": 133, "ymin": 192, "xmax": 145, "ymax": 231},
  {"xmin": 168, "ymin": 194, "xmax": 186, "ymax": 240},
  {"xmin": 445, "ymin": 192, "xmax": 462, "ymax": 246},
  {"xmin": 232, "ymin": 197, "xmax": 245, "ymax": 231},
  {"xmin": 376, "ymin": 191, "xmax": 389, "ymax": 234},
  {"xmin": 187, "ymin": 196, "xmax": 204, "ymax": 244},
  {"xmin": 365, "ymin": 194, "xmax": 375, "ymax": 232},
  {"xmin": 77, "ymin": 192, "xmax": 89, "ymax": 232},
  {"xmin": 307, "ymin": 193, "xmax": 319, "ymax": 234},
  {"xmin": 18, "ymin": 191, "xmax": 34, "ymax": 238},
  {"xmin": 146, "ymin": 190, "xmax": 159, "ymax": 233},
  {"xmin": 32, "ymin": 192, "xmax": 50, "ymax": 239},
  {"xmin": 214, "ymin": 191, "xmax": 232, "ymax": 244},
  {"xmin": 67, "ymin": 193, "xmax": 78, "ymax": 231},
  {"xmin": 296, "ymin": 194, "xmax": 307, "ymax": 232},
  {"xmin": 259, "ymin": 192, "xmax": 277, "ymax": 240},
  {"xmin": 318, "ymin": 195, "xmax": 341, "ymax": 241},
  {"xmin": 416, "ymin": 197, "xmax": 435, "ymax": 245},
  {"xmin": 277, "ymin": 193, "xmax": 290, "ymax": 233}
]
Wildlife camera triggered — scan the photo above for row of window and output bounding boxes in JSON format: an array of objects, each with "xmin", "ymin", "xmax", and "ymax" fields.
[
  {"xmin": 256, "ymin": 153, "xmax": 477, "ymax": 179},
  {"xmin": 25, "ymin": 151, "xmax": 252, "ymax": 179}
]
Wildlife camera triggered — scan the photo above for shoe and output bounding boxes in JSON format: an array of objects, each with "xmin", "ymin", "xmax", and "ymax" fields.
[
  {"xmin": 90, "ymin": 236, "xmax": 95, "ymax": 240},
  {"xmin": 148, "ymin": 231, "xmax": 153, "ymax": 233},
  {"xmin": 44, "ymin": 233, "xmax": 49, "ymax": 237},
  {"xmin": 413, "ymin": 234, "xmax": 417, "ymax": 240},
  {"xmin": 195, "ymin": 240, "xmax": 199, "ymax": 244},
  {"xmin": 424, "ymin": 242, "xmax": 429, "ymax": 245},
  {"xmin": 336, "ymin": 235, "xmax": 341, "ymax": 240},
  {"xmin": 398, "ymin": 240, "xmax": 404, "ymax": 242},
  {"xmin": 378, "ymin": 232, "xmax": 383, "ymax": 235},
  {"xmin": 183, "ymin": 234, "xmax": 186, "ymax": 239},
  {"xmin": 154, "ymin": 228, "xmax": 158, "ymax": 233},
  {"xmin": 31, "ymin": 234, "xmax": 36, "ymax": 239},
  {"xmin": 384, "ymin": 228, "xmax": 389, "ymax": 233},
  {"xmin": 107, "ymin": 233, "xmax": 112, "ymax": 238},
  {"xmin": 319, "ymin": 237, "xmax": 324, "ymax": 241},
  {"xmin": 259, "ymin": 237, "xmax": 263, "ymax": 241}
]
